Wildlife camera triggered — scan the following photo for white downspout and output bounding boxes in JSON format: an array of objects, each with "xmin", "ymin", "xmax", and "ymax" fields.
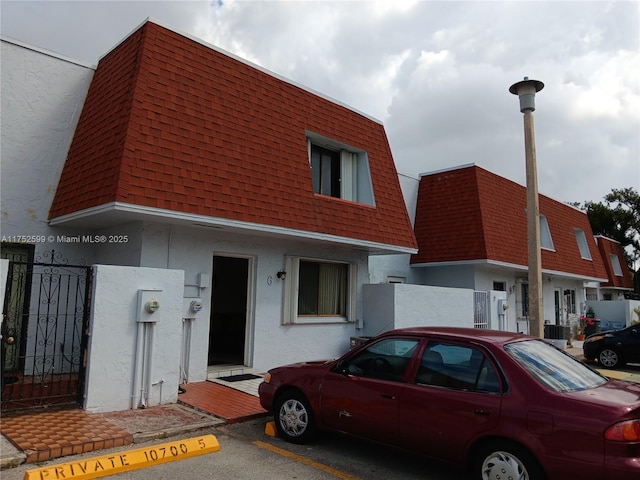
[
  {"xmin": 131, "ymin": 321, "xmax": 145, "ymax": 409},
  {"xmin": 182, "ymin": 317, "xmax": 193, "ymax": 384},
  {"xmin": 141, "ymin": 323, "xmax": 155, "ymax": 408}
]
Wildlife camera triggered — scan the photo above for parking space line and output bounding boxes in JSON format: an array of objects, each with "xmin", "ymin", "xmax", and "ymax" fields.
[{"xmin": 253, "ymin": 440, "xmax": 362, "ymax": 480}]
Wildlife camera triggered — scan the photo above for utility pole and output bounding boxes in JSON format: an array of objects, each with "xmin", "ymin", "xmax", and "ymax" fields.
[{"xmin": 509, "ymin": 77, "xmax": 544, "ymax": 338}]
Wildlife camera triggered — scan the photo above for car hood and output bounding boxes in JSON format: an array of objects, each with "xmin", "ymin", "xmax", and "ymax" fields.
[
  {"xmin": 586, "ymin": 330, "xmax": 617, "ymax": 339},
  {"xmin": 269, "ymin": 359, "xmax": 335, "ymax": 375}
]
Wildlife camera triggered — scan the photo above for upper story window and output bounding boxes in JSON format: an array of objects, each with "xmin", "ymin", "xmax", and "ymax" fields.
[
  {"xmin": 307, "ymin": 134, "xmax": 375, "ymax": 206},
  {"xmin": 610, "ymin": 253, "xmax": 623, "ymax": 276},
  {"xmin": 574, "ymin": 229, "xmax": 592, "ymax": 260},
  {"xmin": 540, "ymin": 215, "xmax": 555, "ymax": 251}
]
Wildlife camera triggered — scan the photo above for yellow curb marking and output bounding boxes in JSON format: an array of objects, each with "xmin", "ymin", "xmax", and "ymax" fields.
[
  {"xmin": 253, "ymin": 440, "xmax": 361, "ymax": 480},
  {"xmin": 598, "ymin": 369, "xmax": 640, "ymax": 383},
  {"xmin": 599, "ymin": 369, "xmax": 629, "ymax": 380},
  {"xmin": 23, "ymin": 434, "xmax": 220, "ymax": 480}
]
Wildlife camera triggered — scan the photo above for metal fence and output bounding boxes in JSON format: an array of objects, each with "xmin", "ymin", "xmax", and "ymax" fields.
[
  {"xmin": 1, "ymin": 251, "xmax": 91, "ymax": 411},
  {"xmin": 474, "ymin": 291, "xmax": 489, "ymax": 329}
]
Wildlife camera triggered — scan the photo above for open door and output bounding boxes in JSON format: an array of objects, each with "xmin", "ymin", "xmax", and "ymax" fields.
[{"xmin": 209, "ymin": 256, "xmax": 249, "ymax": 366}]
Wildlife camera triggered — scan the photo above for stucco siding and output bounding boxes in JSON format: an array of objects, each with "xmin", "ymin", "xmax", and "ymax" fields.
[
  {"xmin": 1, "ymin": 37, "xmax": 94, "ymax": 262},
  {"xmin": 85, "ymin": 265, "xmax": 184, "ymax": 413},
  {"xmin": 133, "ymin": 223, "xmax": 368, "ymax": 374}
]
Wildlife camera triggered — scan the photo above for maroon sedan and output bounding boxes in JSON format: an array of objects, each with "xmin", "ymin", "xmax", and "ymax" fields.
[{"xmin": 259, "ymin": 327, "xmax": 640, "ymax": 480}]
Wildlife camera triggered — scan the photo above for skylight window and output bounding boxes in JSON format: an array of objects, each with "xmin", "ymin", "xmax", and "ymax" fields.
[
  {"xmin": 540, "ymin": 215, "xmax": 554, "ymax": 251},
  {"xmin": 610, "ymin": 254, "xmax": 623, "ymax": 277},
  {"xmin": 574, "ymin": 229, "xmax": 592, "ymax": 260}
]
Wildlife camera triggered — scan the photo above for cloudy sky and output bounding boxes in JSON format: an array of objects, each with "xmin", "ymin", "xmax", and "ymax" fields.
[{"xmin": 2, "ymin": 1, "xmax": 638, "ymax": 205}]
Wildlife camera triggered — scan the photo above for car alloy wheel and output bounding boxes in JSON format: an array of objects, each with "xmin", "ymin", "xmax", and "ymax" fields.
[
  {"xmin": 274, "ymin": 390, "xmax": 316, "ymax": 444},
  {"xmin": 475, "ymin": 441, "xmax": 545, "ymax": 480},
  {"xmin": 599, "ymin": 348, "xmax": 622, "ymax": 369}
]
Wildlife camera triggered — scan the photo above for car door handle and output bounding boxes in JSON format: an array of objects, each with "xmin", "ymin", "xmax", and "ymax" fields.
[
  {"xmin": 380, "ymin": 393, "xmax": 396, "ymax": 400},
  {"xmin": 474, "ymin": 409, "xmax": 491, "ymax": 417}
]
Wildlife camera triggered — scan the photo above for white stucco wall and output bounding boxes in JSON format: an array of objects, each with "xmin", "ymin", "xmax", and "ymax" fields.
[
  {"xmin": 0, "ymin": 37, "xmax": 95, "ymax": 264},
  {"xmin": 84, "ymin": 265, "xmax": 184, "ymax": 413},
  {"xmin": 93, "ymin": 222, "xmax": 369, "ymax": 375},
  {"xmin": 362, "ymin": 284, "xmax": 474, "ymax": 337},
  {"xmin": 367, "ymin": 253, "xmax": 426, "ymax": 285},
  {"xmin": 587, "ymin": 299, "xmax": 640, "ymax": 328}
]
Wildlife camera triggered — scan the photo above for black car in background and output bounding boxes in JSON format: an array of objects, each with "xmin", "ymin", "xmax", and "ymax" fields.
[{"xmin": 583, "ymin": 324, "xmax": 640, "ymax": 369}]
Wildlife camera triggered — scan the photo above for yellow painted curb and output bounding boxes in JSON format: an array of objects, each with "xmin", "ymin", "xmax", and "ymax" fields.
[
  {"xmin": 599, "ymin": 369, "xmax": 629, "ymax": 380},
  {"xmin": 264, "ymin": 421, "xmax": 277, "ymax": 437},
  {"xmin": 23, "ymin": 434, "xmax": 220, "ymax": 480}
]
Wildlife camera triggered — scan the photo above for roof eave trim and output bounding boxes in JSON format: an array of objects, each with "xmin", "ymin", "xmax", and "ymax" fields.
[
  {"xmin": 49, "ymin": 202, "xmax": 417, "ymax": 255},
  {"xmin": 411, "ymin": 259, "xmax": 608, "ymax": 282},
  {"xmin": 1, "ymin": 35, "xmax": 96, "ymax": 69}
]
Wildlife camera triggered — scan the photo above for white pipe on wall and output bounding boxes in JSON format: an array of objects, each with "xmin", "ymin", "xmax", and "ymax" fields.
[
  {"xmin": 181, "ymin": 318, "xmax": 194, "ymax": 384},
  {"xmin": 141, "ymin": 323, "xmax": 155, "ymax": 407},
  {"xmin": 131, "ymin": 321, "xmax": 145, "ymax": 409}
]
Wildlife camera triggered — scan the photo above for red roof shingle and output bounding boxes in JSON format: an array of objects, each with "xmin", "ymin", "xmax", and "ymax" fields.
[
  {"xmin": 49, "ymin": 21, "xmax": 416, "ymax": 251},
  {"xmin": 411, "ymin": 165, "xmax": 609, "ymax": 280},
  {"xmin": 596, "ymin": 236, "xmax": 634, "ymax": 289}
]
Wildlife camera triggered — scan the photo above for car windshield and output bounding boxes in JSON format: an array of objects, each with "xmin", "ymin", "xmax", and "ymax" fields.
[{"xmin": 505, "ymin": 340, "xmax": 607, "ymax": 393}]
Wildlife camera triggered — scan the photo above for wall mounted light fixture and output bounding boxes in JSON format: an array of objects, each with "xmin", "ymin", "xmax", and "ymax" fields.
[{"xmin": 277, "ymin": 270, "xmax": 286, "ymax": 280}]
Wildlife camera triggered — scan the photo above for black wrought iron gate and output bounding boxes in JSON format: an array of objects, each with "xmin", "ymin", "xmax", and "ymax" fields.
[{"xmin": 1, "ymin": 249, "xmax": 91, "ymax": 411}]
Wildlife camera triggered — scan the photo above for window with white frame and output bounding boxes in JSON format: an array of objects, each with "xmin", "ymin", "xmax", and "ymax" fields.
[
  {"xmin": 610, "ymin": 253, "xmax": 623, "ymax": 277},
  {"xmin": 574, "ymin": 229, "xmax": 592, "ymax": 260},
  {"xmin": 307, "ymin": 134, "xmax": 375, "ymax": 206},
  {"xmin": 283, "ymin": 256, "xmax": 357, "ymax": 324},
  {"xmin": 540, "ymin": 215, "xmax": 555, "ymax": 251}
]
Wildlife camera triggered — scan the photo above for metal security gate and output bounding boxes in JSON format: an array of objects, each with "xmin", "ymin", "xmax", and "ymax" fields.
[
  {"xmin": 1, "ymin": 249, "xmax": 91, "ymax": 411},
  {"xmin": 474, "ymin": 291, "xmax": 489, "ymax": 329}
]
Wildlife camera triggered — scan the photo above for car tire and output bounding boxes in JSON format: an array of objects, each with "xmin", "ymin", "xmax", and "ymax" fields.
[
  {"xmin": 274, "ymin": 389, "xmax": 317, "ymax": 444},
  {"xmin": 598, "ymin": 348, "xmax": 623, "ymax": 369},
  {"xmin": 473, "ymin": 440, "xmax": 545, "ymax": 480}
]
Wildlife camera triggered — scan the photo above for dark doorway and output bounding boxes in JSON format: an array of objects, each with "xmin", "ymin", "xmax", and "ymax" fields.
[{"xmin": 209, "ymin": 256, "xmax": 248, "ymax": 365}]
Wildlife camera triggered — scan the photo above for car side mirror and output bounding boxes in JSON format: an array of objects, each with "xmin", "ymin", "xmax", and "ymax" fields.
[
  {"xmin": 334, "ymin": 360, "xmax": 363, "ymax": 376},
  {"xmin": 333, "ymin": 360, "xmax": 348, "ymax": 375}
]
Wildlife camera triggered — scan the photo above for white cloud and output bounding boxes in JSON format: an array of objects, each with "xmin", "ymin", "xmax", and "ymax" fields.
[
  {"xmin": 1, "ymin": 0, "xmax": 637, "ymax": 205},
  {"xmin": 567, "ymin": 51, "xmax": 640, "ymax": 120}
]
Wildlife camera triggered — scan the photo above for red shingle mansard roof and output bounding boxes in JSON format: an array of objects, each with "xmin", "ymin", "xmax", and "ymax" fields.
[
  {"xmin": 596, "ymin": 236, "xmax": 634, "ymax": 289},
  {"xmin": 49, "ymin": 20, "xmax": 417, "ymax": 252},
  {"xmin": 411, "ymin": 165, "xmax": 609, "ymax": 281}
]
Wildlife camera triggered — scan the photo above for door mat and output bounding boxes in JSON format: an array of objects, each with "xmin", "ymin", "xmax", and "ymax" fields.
[{"xmin": 217, "ymin": 374, "xmax": 262, "ymax": 382}]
